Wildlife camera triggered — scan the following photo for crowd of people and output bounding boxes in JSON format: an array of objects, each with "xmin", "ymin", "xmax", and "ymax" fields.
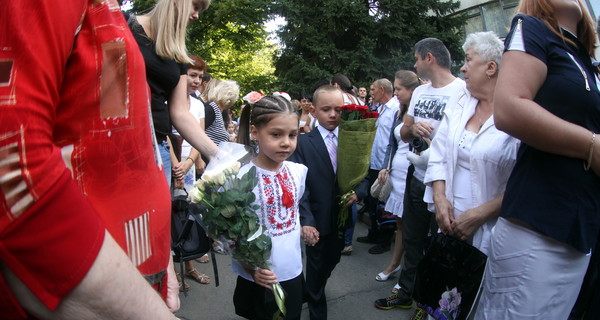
[{"xmin": 1, "ymin": 0, "xmax": 599, "ymax": 319}]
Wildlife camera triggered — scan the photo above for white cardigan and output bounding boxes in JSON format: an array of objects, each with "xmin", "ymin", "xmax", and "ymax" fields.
[{"xmin": 423, "ymin": 93, "xmax": 520, "ymax": 255}]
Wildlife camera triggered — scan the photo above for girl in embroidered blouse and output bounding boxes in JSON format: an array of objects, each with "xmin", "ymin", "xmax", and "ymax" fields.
[{"xmin": 233, "ymin": 95, "xmax": 309, "ymax": 320}]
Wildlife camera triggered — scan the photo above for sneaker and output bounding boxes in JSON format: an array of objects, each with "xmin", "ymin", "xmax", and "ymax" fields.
[
  {"xmin": 374, "ymin": 293, "xmax": 413, "ymax": 310},
  {"xmin": 411, "ymin": 307, "xmax": 427, "ymax": 320}
]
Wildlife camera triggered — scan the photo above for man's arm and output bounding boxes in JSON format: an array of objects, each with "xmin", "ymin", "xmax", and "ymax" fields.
[
  {"xmin": 400, "ymin": 113, "xmax": 434, "ymax": 143},
  {"xmin": 2, "ymin": 232, "xmax": 178, "ymax": 320}
]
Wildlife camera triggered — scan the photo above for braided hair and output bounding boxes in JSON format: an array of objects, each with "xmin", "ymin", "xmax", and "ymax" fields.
[{"xmin": 237, "ymin": 95, "xmax": 298, "ymax": 148}]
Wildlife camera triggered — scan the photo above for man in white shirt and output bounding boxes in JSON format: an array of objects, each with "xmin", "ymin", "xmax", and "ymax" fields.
[
  {"xmin": 374, "ymin": 38, "xmax": 468, "ymax": 312},
  {"xmin": 357, "ymin": 79, "xmax": 399, "ymax": 254}
]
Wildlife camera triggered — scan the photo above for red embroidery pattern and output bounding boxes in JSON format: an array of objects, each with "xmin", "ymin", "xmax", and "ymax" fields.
[{"xmin": 256, "ymin": 164, "xmax": 298, "ymax": 237}]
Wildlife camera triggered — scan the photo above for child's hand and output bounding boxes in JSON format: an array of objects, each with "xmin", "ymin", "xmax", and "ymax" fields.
[
  {"xmin": 251, "ymin": 269, "xmax": 278, "ymax": 290},
  {"xmin": 301, "ymin": 226, "xmax": 319, "ymax": 246},
  {"xmin": 344, "ymin": 193, "xmax": 358, "ymax": 207}
]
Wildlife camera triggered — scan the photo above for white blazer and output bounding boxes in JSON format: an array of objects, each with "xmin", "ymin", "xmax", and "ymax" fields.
[{"xmin": 423, "ymin": 93, "xmax": 520, "ymax": 255}]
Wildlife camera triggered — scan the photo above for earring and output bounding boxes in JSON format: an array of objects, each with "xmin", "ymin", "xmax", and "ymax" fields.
[{"xmin": 486, "ymin": 74, "xmax": 491, "ymax": 80}]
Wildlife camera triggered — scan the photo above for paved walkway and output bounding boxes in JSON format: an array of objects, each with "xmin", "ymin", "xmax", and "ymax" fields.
[{"xmin": 175, "ymin": 215, "xmax": 416, "ymax": 320}]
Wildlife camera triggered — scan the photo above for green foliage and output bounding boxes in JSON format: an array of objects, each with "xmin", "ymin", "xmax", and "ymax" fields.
[
  {"xmin": 232, "ymin": 234, "xmax": 272, "ymax": 269},
  {"xmin": 186, "ymin": 0, "xmax": 278, "ymax": 96},
  {"xmin": 273, "ymin": 0, "xmax": 466, "ymax": 97}
]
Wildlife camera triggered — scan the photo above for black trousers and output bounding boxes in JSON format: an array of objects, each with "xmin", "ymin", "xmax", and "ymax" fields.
[
  {"xmin": 364, "ymin": 169, "xmax": 381, "ymax": 238},
  {"xmin": 233, "ymin": 273, "xmax": 304, "ymax": 320},
  {"xmin": 396, "ymin": 175, "xmax": 439, "ymax": 301},
  {"xmin": 305, "ymin": 233, "xmax": 345, "ymax": 320}
]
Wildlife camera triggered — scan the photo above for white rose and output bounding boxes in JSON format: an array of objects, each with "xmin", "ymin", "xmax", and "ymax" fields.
[
  {"xmin": 214, "ymin": 171, "xmax": 226, "ymax": 185},
  {"xmin": 193, "ymin": 179, "xmax": 206, "ymax": 191},
  {"xmin": 188, "ymin": 186, "xmax": 204, "ymax": 203},
  {"xmin": 230, "ymin": 161, "xmax": 241, "ymax": 175},
  {"xmin": 202, "ymin": 170, "xmax": 225, "ymax": 185}
]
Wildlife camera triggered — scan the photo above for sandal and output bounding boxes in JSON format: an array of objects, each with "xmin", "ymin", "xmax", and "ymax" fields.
[
  {"xmin": 176, "ymin": 273, "xmax": 190, "ymax": 292},
  {"xmin": 186, "ymin": 268, "xmax": 210, "ymax": 284},
  {"xmin": 196, "ymin": 253, "xmax": 210, "ymax": 263},
  {"xmin": 375, "ymin": 265, "xmax": 401, "ymax": 282},
  {"xmin": 391, "ymin": 283, "xmax": 401, "ymax": 294},
  {"xmin": 212, "ymin": 241, "xmax": 226, "ymax": 255}
]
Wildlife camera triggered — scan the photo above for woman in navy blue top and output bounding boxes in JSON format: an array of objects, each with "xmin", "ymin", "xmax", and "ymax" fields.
[{"xmin": 474, "ymin": 0, "xmax": 600, "ymax": 318}]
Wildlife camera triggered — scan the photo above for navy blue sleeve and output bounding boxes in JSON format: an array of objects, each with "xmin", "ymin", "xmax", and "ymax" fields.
[
  {"xmin": 505, "ymin": 14, "xmax": 549, "ymax": 65},
  {"xmin": 289, "ymin": 137, "xmax": 316, "ymax": 227}
]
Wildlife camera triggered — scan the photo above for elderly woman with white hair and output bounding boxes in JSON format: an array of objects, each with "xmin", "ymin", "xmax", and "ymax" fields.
[
  {"xmin": 423, "ymin": 31, "xmax": 520, "ymax": 255},
  {"xmin": 204, "ymin": 80, "xmax": 241, "ymax": 146}
]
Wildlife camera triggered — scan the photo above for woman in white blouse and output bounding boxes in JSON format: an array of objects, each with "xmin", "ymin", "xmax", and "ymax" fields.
[{"xmin": 423, "ymin": 31, "xmax": 520, "ymax": 255}]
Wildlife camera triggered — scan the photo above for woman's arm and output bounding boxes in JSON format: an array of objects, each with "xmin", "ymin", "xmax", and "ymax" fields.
[
  {"xmin": 494, "ymin": 51, "xmax": 597, "ymax": 171},
  {"xmin": 169, "ymin": 75, "xmax": 218, "ymax": 158},
  {"xmin": 432, "ymin": 180, "xmax": 453, "ymax": 234},
  {"xmin": 451, "ymin": 194, "xmax": 503, "ymax": 241}
]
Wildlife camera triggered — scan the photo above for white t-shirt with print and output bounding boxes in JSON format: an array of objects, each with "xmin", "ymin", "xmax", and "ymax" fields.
[{"xmin": 407, "ymin": 78, "xmax": 467, "ymax": 182}]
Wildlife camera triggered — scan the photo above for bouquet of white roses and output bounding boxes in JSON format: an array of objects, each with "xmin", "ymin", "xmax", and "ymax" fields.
[{"xmin": 188, "ymin": 143, "xmax": 286, "ymax": 319}]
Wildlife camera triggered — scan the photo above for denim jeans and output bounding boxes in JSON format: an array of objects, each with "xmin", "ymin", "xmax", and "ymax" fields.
[
  {"xmin": 158, "ymin": 140, "xmax": 171, "ymax": 188},
  {"xmin": 344, "ymin": 204, "xmax": 358, "ymax": 246}
]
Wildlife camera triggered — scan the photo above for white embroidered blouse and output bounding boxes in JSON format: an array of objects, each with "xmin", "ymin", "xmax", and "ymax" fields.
[{"xmin": 232, "ymin": 161, "xmax": 308, "ymax": 282}]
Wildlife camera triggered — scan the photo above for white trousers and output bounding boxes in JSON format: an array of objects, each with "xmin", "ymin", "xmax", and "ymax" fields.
[{"xmin": 474, "ymin": 217, "xmax": 590, "ymax": 319}]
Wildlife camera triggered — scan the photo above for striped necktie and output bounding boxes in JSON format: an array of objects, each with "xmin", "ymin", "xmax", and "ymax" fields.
[{"xmin": 326, "ymin": 131, "xmax": 337, "ymax": 173}]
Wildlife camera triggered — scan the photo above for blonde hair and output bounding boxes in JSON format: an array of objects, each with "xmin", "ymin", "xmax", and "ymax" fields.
[
  {"xmin": 201, "ymin": 78, "xmax": 221, "ymax": 102},
  {"xmin": 147, "ymin": 0, "xmax": 211, "ymax": 64},
  {"xmin": 207, "ymin": 80, "xmax": 240, "ymax": 109},
  {"xmin": 517, "ymin": 0, "xmax": 596, "ymax": 57}
]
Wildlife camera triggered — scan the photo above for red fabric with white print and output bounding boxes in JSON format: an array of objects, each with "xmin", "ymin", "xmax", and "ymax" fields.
[{"xmin": 0, "ymin": 0, "xmax": 170, "ymax": 316}]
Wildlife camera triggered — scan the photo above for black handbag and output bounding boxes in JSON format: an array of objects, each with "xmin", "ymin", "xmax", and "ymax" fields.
[
  {"xmin": 171, "ymin": 191, "xmax": 211, "ymax": 262},
  {"xmin": 413, "ymin": 233, "xmax": 487, "ymax": 320}
]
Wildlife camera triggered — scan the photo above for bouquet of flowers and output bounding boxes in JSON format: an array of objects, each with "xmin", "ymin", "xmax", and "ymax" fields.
[
  {"xmin": 188, "ymin": 143, "xmax": 286, "ymax": 319},
  {"xmin": 336, "ymin": 104, "xmax": 378, "ymax": 234},
  {"xmin": 419, "ymin": 287, "xmax": 462, "ymax": 320}
]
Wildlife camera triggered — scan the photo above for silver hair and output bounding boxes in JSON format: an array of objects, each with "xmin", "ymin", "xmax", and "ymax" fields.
[
  {"xmin": 462, "ymin": 31, "xmax": 504, "ymax": 68},
  {"xmin": 208, "ymin": 80, "xmax": 240, "ymax": 109},
  {"xmin": 374, "ymin": 78, "xmax": 393, "ymax": 95}
]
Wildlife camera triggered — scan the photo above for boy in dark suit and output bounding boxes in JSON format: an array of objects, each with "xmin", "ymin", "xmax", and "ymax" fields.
[{"xmin": 290, "ymin": 85, "xmax": 368, "ymax": 319}]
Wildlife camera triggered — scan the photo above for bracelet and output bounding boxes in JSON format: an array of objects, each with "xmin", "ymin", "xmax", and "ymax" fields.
[
  {"xmin": 186, "ymin": 156, "xmax": 196, "ymax": 163},
  {"xmin": 584, "ymin": 132, "xmax": 595, "ymax": 171}
]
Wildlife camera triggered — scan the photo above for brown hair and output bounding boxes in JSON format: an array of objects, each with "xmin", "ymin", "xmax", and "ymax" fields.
[
  {"xmin": 517, "ymin": 0, "xmax": 596, "ymax": 57},
  {"xmin": 394, "ymin": 70, "xmax": 422, "ymax": 118},
  {"xmin": 237, "ymin": 95, "xmax": 298, "ymax": 146},
  {"xmin": 188, "ymin": 55, "xmax": 206, "ymax": 71}
]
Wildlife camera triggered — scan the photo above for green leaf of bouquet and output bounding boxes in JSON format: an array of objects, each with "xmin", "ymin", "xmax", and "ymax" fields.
[{"xmin": 221, "ymin": 205, "xmax": 236, "ymax": 218}]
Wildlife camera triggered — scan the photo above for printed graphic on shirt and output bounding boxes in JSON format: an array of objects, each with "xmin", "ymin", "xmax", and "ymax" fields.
[
  {"xmin": 100, "ymin": 40, "xmax": 129, "ymax": 119},
  {"xmin": 0, "ymin": 58, "xmax": 16, "ymax": 106},
  {"xmin": 125, "ymin": 211, "xmax": 153, "ymax": 267},
  {"xmin": 257, "ymin": 166, "xmax": 298, "ymax": 237},
  {"xmin": 0, "ymin": 128, "xmax": 34, "ymax": 231},
  {"xmin": 413, "ymin": 94, "xmax": 450, "ymax": 121}
]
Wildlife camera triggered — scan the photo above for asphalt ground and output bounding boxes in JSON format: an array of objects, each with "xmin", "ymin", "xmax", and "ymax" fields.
[{"xmin": 175, "ymin": 213, "xmax": 416, "ymax": 320}]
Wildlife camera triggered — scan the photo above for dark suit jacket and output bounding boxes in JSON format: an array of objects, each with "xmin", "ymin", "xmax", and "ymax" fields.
[{"xmin": 289, "ymin": 128, "xmax": 368, "ymax": 236}]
